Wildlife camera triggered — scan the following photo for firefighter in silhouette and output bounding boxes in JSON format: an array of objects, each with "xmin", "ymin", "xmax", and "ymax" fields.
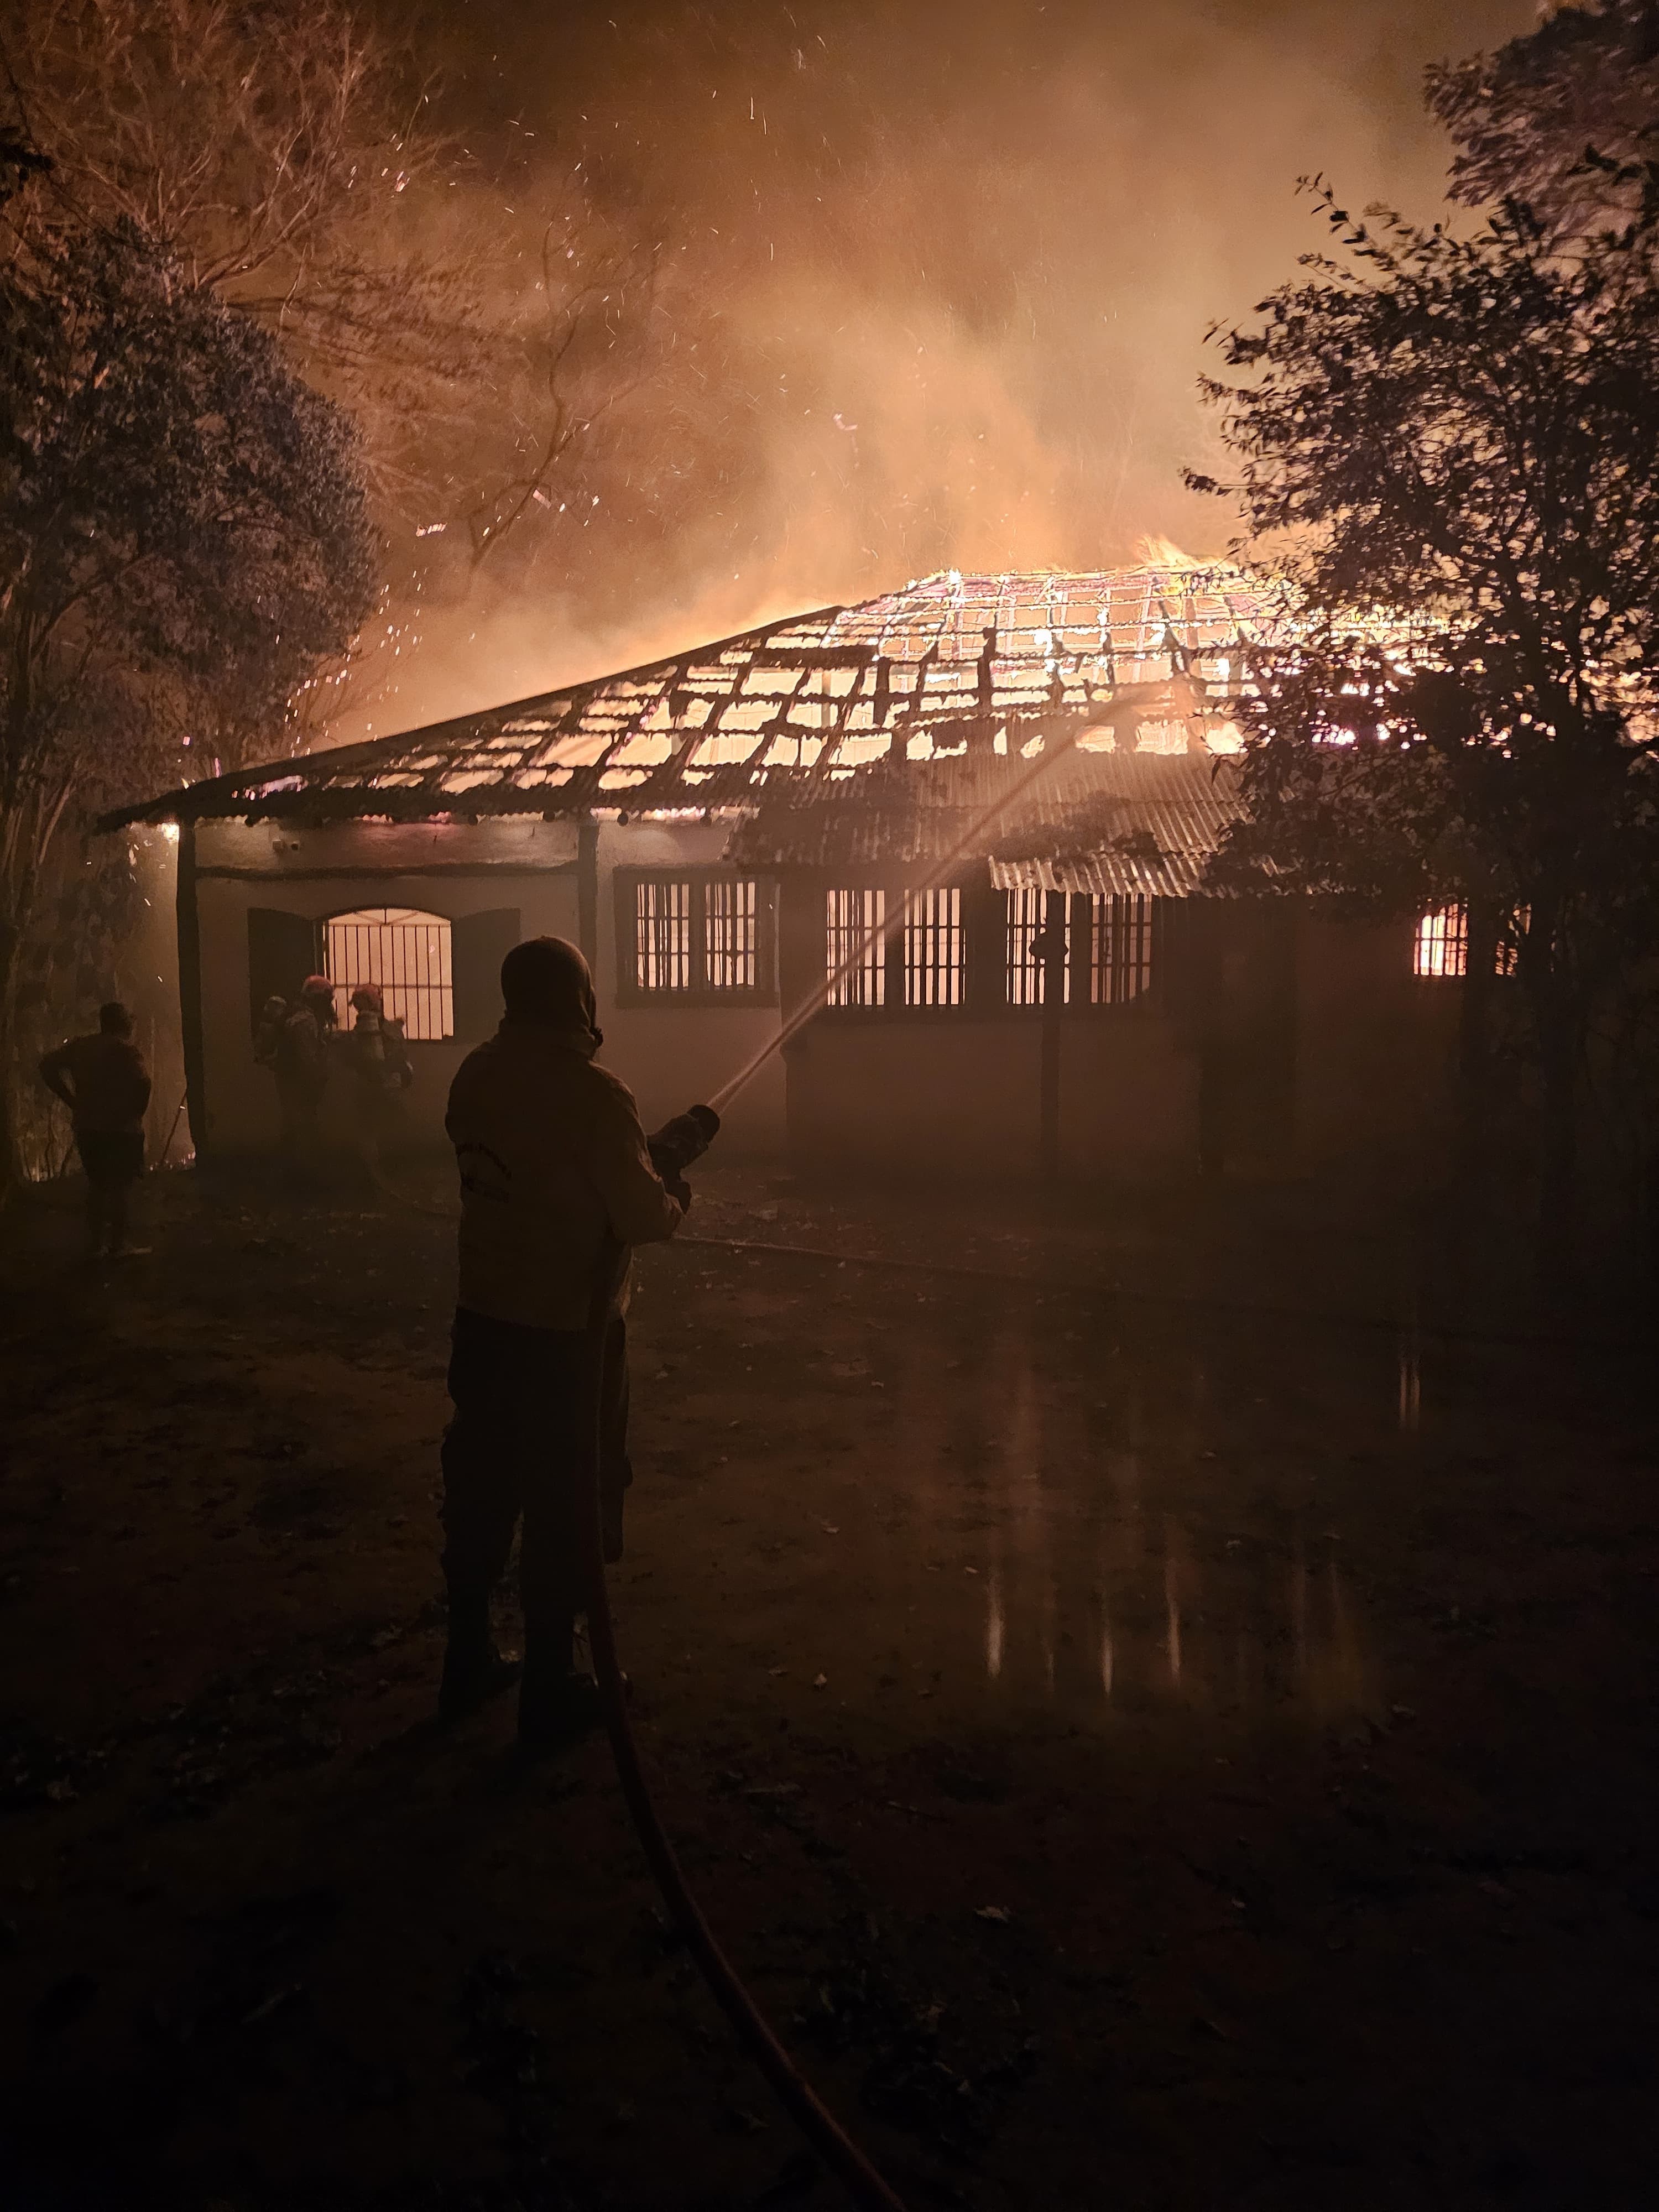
[
  {"xmin": 273, "ymin": 974, "xmax": 337, "ymax": 1164},
  {"xmin": 39, "ymin": 1001, "xmax": 153, "ymax": 1259},
  {"xmin": 252, "ymin": 994, "xmax": 288, "ymax": 1071},
  {"xmin": 439, "ymin": 935, "xmax": 685, "ymax": 1749},
  {"xmin": 340, "ymin": 980, "xmax": 413, "ymax": 1181}
]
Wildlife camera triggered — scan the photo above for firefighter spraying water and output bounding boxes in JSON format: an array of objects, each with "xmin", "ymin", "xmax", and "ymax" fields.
[
  {"xmin": 435, "ymin": 932, "xmax": 903, "ymax": 2208},
  {"xmin": 437, "ymin": 933, "xmax": 720, "ymax": 1748},
  {"xmin": 434, "ymin": 732, "xmax": 1102, "ymax": 1740}
]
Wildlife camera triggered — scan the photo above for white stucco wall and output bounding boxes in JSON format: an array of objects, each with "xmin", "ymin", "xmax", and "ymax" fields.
[
  {"xmin": 593, "ymin": 818, "xmax": 785, "ymax": 1152},
  {"xmin": 190, "ymin": 812, "xmax": 785, "ymax": 1157},
  {"xmin": 194, "ymin": 816, "xmax": 581, "ymax": 1152}
]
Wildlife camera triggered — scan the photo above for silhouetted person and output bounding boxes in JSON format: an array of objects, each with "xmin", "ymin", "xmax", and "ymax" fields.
[
  {"xmin": 341, "ymin": 980, "xmax": 413, "ymax": 1182},
  {"xmin": 273, "ymin": 974, "xmax": 337, "ymax": 1165},
  {"xmin": 440, "ymin": 935, "xmax": 682, "ymax": 1749},
  {"xmin": 39, "ymin": 1001, "xmax": 153, "ymax": 1259},
  {"xmin": 252, "ymin": 993, "xmax": 288, "ymax": 1071}
]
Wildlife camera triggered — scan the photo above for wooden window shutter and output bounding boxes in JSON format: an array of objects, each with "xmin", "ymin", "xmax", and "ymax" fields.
[
  {"xmin": 247, "ymin": 909, "xmax": 321, "ymax": 1036},
  {"xmin": 451, "ymin": 909, "xmax": 521, "ymax": 1041}
]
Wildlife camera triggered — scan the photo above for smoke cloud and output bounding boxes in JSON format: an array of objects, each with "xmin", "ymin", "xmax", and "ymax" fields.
[{"xmin": 345, "ymin": 0, "xmax": 1531, "ymax": 741}]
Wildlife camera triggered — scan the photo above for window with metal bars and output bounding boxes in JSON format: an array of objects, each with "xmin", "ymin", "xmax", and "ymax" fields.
[
  {"xmin": 618, "ymin": 874, "xmax": 774, "ymax": 1003},
  {"xmin": 826, "ymin": 887, "xmax": 887, "ymax": 1006},
  {"xmin": 1413, "ymin": 901, "xmax": 1528, "ymax": 978},
  {"xmin": 704, "ymin": 879, "xmax": 759, "ymax": 990},
  {"xmin": 325, "ymin": 907, "xmax": 453, "ymax": 1040},
  {"xmin": 635, "ymin": 879, "xmax": 693, "ymax": 992},
  {"xmin": 1006, "ymin": 888, "xmax": 1072, "ymax": 1006},
  {"xmin": 903, "ymin": 886, "xmax": 964, "ymax": 1007},
  {"xmin": 1090, "ymin": 894, "xmax": 1155, "ymax": 1003},
  {"xmin": 1413, "ymin": 904, "xmax": 1468, "ymax": 978}
]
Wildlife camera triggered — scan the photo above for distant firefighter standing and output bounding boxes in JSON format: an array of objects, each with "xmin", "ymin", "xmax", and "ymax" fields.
[
  {"xmin": 270, "ymin": 974, "xmax": 338, "ymax": 1164},
  {"xmin": 341, "ymin": 979, "xmax": 413, "ymax": 1180},
  {"xmin": 39, "ymin": 1001, "xmax": 153, "ymax": 1259},
  {"xmin": 439, "ymin": 935, "xmax": 686, "ymax": 1750}
]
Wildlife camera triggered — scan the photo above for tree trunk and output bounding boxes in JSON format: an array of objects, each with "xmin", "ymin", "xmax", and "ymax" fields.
[
  {"xmin": 1454, "ymin": 899, "xmax": 1499, "ymax": 1196},
  {"xmin": 1536, "ymin": 1009, "xmax": 1579, "ymax": 1299},
  {"xmin": 0, "ymin": 902, "xmax": 26, "ymax": 1199}
]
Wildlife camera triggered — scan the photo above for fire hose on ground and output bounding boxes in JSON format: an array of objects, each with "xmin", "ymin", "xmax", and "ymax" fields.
[{"xmin": 571, "ymin": 1100, "xmax": 908, "ymax": 2212}]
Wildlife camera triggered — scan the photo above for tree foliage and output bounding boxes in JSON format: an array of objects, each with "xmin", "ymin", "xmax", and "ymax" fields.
[
  {"xmin": 1427, "ymin": 0, "xmax": 1659, "ymax": 234},
  {"xmin": 1189, "ymin": 180, "xmax": 1659, "ymax": 1253},
  {"xmin": 0, "ymin": 210, "xmax": 375, "ymax": 1176},
  {"xmin": 1, "ymin": 0, "xmax": 654, "ymax": 737}
]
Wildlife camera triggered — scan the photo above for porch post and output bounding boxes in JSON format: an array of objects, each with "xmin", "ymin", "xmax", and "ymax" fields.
[
  {"xmin": 1037, "ymin": 890, "xmax": 1066, "ymax": 1182},
  {"xmin": 175, "ymin": 817, "xmax": 207, "ymax": 1159},
  {"xmin": 577, "ymin": 813, "xmax": 599, "ymax": 967}
]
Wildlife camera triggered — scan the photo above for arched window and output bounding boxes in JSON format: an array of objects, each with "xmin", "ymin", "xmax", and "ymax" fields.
[{"xmin": 325, "ymin": 907, "xmax": 453, "ymax": 1040}]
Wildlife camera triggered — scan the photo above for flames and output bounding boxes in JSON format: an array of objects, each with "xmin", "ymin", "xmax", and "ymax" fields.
[{"xmin": 1133, "ymin": 533, "xmax": 1209, "ymax": 571}]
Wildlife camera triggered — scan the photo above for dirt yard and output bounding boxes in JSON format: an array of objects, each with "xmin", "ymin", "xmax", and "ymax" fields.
[{"xmin": 2, "ymin": 1159, "xmax": 1656, "ymax": 2211}]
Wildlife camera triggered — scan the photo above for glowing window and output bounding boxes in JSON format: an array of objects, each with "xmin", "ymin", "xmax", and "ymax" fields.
[
  {"xmin": 1415, "ymin": 902, "xmax": 1528, "ymax": 978},
  {"xmin": 705, "ymin": 879, "xmax": 758, "ymax": 991},
  {"xmin": 1496, "ymin": 907, "xmax": 1528, "ymax": 977},
  {"xmin": 1091, "ymin": 895, "xmax": 1154, "ymax": 1003},
  {"xmin": 325, "ymin": 907, "xmax": 452, "ymax": 1040},
  {"xmin": 1006, "ymin": 889, "xmax": 1072, "ymax": 1005},
  {"xmin": 826, "ymin": 888, "xmax": 887, "ymax": 1006},
  {"xmin": 624, "ymin": 875, "xmax": 771, "ymax": 1000},
  {"xmin": 1414, "ymin": 904, "xmax": 1469, "ymax": 978},
  {"xmin": 904, "ymin": 887, "xmax": 964, "ymax": 1007},
  {"xmin": 635, "ymin": 880, "xmax": 693, "ymax": 992}
]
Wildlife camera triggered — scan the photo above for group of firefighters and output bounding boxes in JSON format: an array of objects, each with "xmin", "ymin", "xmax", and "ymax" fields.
[
  {"xmin": 36, "ymin": 936, "xmax": 693, "ymax": 1749},
  {"xmin": 254, "ymin": 972, "xmax": 415, "ymax": 1170},
  {"xmin": 39, "ymin": 972, "xmax": 415, "ymax": 1257}
]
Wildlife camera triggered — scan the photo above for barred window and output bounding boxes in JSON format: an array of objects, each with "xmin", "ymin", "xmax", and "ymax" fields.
[
  {"xmin": 705, "ymin": 878, "xmax": 758, "ymax": 990},
  {"xmin": 1091, "ymin": 894, "xmax": 1154, "ymax": 1004},
  {"xmin": 326, "ymin": 907, "xmax": 453, "ymax": 1040},
  {"xmin": 1006, "ymin": 889, "xmax": 1072, "ymax": 1006},
  {"xmin": 1415, "ymin": 902, "xmax": 1527, "ymax": 978},
  {"xmin": 826, "ymin": 888, "xmax": 887, "ymax": 1007},
  {"xmin": 1496, "ymin": 907, "xmax": 1528, "ymax": 978},
  {"xmin": 635, "ymin": 880, "xmax": 693, "ymax": 992},
  {"xmin": 620, "ymin": 874, "xmax": 773, "ymax": 1001},
  {"xmin": 904, "ymin": 886, "xmax": 964, "ymax": 1007},
  {"xmin": 1414, "ymin": 904, "xmax": 1468, "ymax": 978}
]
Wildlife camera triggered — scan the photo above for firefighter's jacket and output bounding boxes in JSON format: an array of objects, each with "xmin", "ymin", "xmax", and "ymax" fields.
[
  {"xmin": 278, "ymin": 1004, "xmax": 333, "ymax": 1096},
  {"xmin": 445, "ymin": 1017, "xmax": 682, "ymax": 1332}
]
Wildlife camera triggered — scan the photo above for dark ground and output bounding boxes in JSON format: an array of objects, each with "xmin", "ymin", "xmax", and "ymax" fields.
[{"xmin": 1, "ymin": 1157, "xmax": 1656, "ymax": 2211}]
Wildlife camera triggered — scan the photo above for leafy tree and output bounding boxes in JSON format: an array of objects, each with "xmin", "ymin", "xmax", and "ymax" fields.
[
  {"xmin": 0, "ymin": 210, "xmax": 374, "ymax": 1181},
  {"xmin": 1188, "ymin": 180, "xmax": 1659, "ymax": 1271},
  {"xmin": 1428, "ymin": 0, "xmax": 1659, "ymax": 236},
  {"xmin": 1, "ymin": 0, "xmax": 650, "ymax": 741}
]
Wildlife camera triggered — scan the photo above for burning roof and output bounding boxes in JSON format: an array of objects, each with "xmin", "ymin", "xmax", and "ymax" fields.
[
  {"xmin": 106, "ymin": 562, "xmax": 1269, "ymax": 834},
  {"xmin": 728, "ymin": 751, "xmax": 1240, "ymax": 898}
]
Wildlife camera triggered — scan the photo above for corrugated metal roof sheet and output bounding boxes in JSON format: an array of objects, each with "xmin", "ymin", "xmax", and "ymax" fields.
[
  {"xmin": 104, "ymin": 562, "xmax": 1272, "ymax": 831},
  {"xmin": 727, "ymin": 752, "xmax": 1242, "ymax": 894}
]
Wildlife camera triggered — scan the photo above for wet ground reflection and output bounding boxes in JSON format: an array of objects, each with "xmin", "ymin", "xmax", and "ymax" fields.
[
  {"xmin": 704, "ymin": 1270, "xmax": 1395, "ymax": 1734},
  {"xmin": 895, "ymin": 1296, "xmax": 1376, "ymax": 1726},
  {"xmin": 907, "ymin": 1464, "xmax": 1372, "ymax": 1727}
]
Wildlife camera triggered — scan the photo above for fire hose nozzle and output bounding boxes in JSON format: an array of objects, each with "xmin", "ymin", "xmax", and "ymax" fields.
[{"xmin": 646, "ymin": 1102, "xmax": 721, "ymax": 1184}]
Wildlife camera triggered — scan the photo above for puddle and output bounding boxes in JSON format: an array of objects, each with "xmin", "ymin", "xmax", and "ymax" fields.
[
  {"xmin": 880, "ymin": 1477, "xmax": 1373, "ymax": 1728},
  {"xmin": 739, "ymin": 1289, "xmax": 1391, "ymax": 1733}
]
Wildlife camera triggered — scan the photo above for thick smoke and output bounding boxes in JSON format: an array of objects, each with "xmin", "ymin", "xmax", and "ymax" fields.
[{"xmin": 344, "ymin": 0, "xmax": 1531, "ymax": 740}]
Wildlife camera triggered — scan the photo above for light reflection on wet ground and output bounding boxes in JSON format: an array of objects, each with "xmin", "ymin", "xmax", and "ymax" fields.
[
  {"xmin": 7, "ymin": 1168, "xmax": 1657, "ymax": 2210},
  {"xmin": 652, "ymin": 1259, "xmax": 1415, "ymax": 1736},
  {"xmin": 891, "ymin": 1312, "xmax": 1372, "ymax": 1728}
]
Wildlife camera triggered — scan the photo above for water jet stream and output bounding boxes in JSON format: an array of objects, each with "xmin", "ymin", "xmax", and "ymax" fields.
[{"xmin": 706, "ymin": 723, "xmax": 1087, "ymax": 1115}]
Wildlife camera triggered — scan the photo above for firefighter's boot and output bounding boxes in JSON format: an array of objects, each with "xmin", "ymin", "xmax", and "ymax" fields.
[{"xmin": 438, "ymin": 1594, "xmax": 520, "ymax": 1718}]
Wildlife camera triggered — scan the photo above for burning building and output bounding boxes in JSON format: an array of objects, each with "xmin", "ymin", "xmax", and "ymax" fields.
[{"xmin": 107, "ymin": 561, "xmax": 1460, "ymax": 1182}]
